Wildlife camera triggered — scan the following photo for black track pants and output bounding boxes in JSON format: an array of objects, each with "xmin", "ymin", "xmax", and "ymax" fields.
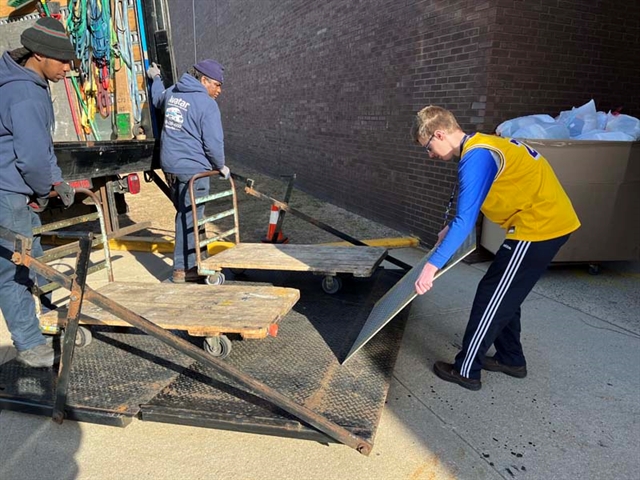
[{"xmin": 453, "ymin": 234, "xmax": 570, "ymax": 379}]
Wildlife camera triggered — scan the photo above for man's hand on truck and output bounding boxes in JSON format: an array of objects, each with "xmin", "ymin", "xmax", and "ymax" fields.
[{"xmin": 147, "ymin": 62, "xmax": 161, "ymax": 80}]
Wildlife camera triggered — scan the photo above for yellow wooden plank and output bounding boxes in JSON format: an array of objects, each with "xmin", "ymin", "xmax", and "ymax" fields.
[
  {"xmin": 40, "ymin": 282, "xmax": 300, "ymax": 339},
  {"xmin": 108, "ymin": 236, "xmax": 174, "ymax": 253},
  {"xmin": 107, "ymin": 237, "xmax": 234, "ymax": 255},
  {"xmin": 0, "ymin": 2, "xmax": 33, "ymax": 18},
  {"xmin": 127, "ymin": 8, "xmax": 137, "ymax": 31},
  {"xmin": 320, "ymin": 236, "xmax": 420, "ymax": 248}
]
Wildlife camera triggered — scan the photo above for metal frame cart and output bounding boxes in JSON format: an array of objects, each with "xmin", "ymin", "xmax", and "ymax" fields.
[{"xmin": 188, "ymin": 171, "xmax": 396, "ymax": 294}]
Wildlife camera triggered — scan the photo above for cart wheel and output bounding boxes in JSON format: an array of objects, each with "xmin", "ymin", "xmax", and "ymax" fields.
[
  {"xmin": 73, "ymin": 326, "xmax": 92, "ymax": 348},
  {"xmin": 205, "ymin": 272, "xmax": 225, "ymax": 285},
  {"xmin": 230, "ymin": 268, "xmax": 246, "ymax": 276},
  {"xmin": 588, "ymin": 264, "xmax": 600, "ymax": 275},
  {"xmin": 203, "ymin": 335, "xmax": 232, "ymax": 359},
  {"xmin": 321, "ymin": 275, "xmax": 342, "ymax": 294}
]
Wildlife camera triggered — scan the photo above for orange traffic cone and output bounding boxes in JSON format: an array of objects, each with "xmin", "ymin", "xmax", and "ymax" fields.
[{"xmin": 261, "ymin": 204, "xmax": 289, "ymax": 243}]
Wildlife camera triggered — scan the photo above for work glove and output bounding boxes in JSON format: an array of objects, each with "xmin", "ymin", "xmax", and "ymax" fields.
[
  {"xmin": 219, "ymin": 165, "xmax": 230, "ymax": 180},
  {"xmin": 53, "ymin": 181, "xmax": 75, "ymax": 208},
  {"xmin": 28, "ymin": 197, "xmax": 49, "ymax": 213},
  {"xmin": 146, "ymin": 62, "xmax": 161, "ymax": 80}
]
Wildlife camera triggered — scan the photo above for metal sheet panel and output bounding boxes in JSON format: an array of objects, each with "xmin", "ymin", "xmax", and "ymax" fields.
[
  {"xmin": 342, "ymin": 233, "xmax": 476, "ymax": 364},
  {"xmin": 0, "ymin": 329, "xmax": 194, "ymax": 420}
]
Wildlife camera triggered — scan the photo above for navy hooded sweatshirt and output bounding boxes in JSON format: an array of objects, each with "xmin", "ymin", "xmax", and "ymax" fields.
[
  {"xmin": 0, "ymin": 51, "xmax": 63, "ymax": 198},
  {"xmin": 151, "ymin": 73, "xmax": 225, "ymax": 175}
]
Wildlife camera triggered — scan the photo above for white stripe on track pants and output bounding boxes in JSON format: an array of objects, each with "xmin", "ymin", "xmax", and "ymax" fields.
[{"xmin": 453, "ymin": 234, "xmax": 570, "ymax": 379}]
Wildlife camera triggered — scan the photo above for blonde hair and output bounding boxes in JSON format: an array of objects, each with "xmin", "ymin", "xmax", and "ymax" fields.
[{"xmin": 411, "ymin": 106, "xmax": 461, "ymax": 143}]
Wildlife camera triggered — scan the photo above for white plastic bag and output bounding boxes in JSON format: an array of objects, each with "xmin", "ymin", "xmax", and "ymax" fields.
[
  {"xmin": 496, "ymin": 114, "xmax": 556, "ymax": 137},
  {"xmin": 556, "ymin": 99, "xmax": 598, "ymax": 137},
  {"xmin": 605, "ymin": 114, "xmax": 640, "ymax": 140},
  {"xmin": 511, "ymin": 121, "xmax": 570, "ymax": 140},
  {"xmin": 496, "ymin": 101, "xmax": 638, "ymax": 142}
]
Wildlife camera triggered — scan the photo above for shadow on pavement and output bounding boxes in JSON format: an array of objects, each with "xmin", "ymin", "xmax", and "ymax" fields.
[{"xmin": 0, "ymin": 409, "xmax": 81, "ymax": 480}]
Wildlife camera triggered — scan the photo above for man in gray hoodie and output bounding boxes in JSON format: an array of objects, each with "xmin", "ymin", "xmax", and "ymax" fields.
[
  {"xmin": 148, "ymin": 59, "xmax": 229, "ymax": 283},
  {"xmin": 0, "ymin": 18, "xmax": 76, "ymax": 368}
]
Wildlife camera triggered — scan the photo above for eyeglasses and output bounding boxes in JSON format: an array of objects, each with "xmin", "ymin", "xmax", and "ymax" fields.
[{"xmin": 423, "ymin": 133, "xmax": 435, "ymax": 153}]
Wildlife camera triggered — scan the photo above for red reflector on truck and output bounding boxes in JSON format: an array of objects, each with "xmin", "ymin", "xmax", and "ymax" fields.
[
  {"xmin": 127, "ymin": 174, "xmax": 141, "ymax": 194},
  {"xmin": 68, "ymin": 179, "xmax": 92, "ymax": 189}
]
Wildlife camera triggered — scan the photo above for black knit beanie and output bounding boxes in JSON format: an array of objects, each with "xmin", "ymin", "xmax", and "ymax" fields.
[{"xmin": 20, "ymin": 17, "xmax": 75, "ymax": 61}]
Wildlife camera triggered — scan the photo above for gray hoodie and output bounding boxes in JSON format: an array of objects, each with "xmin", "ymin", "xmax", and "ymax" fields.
[
  {"xmin": 0, "ymin": 51, "xmax": 63, "ymax": 198},
  {"xmin": 151, "ymin": 73, "xmax": 225, "ymax": 175}
]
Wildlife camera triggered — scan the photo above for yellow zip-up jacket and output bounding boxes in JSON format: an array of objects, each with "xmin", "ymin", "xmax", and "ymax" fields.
[{"xmin": 464, "ymin": 133, "xmax": 581, "ymax": 241}]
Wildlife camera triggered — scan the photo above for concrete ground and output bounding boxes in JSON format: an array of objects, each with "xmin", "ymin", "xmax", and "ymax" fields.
[{"xmin": 1, "ymin": 247, "xmax": 638, "ymax": 480}]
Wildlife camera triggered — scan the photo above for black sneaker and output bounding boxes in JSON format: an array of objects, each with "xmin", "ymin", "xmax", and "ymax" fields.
[
  {"xmin": 482, "ymin": 356, "xmax": 527, "ymax": 378},
  {"xmin": 433, "ymin": 361, "xmax": 481, "ymax": 391}
]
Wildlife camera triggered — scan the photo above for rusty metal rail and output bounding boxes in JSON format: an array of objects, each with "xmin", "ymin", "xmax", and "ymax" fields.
[
  {"xmin": 33, "ymin": 187, "xmax": 114, "ymax": 283},
  {"xmin": 0, "ymin": 225, "xmax": 374, "ymax": 455}
]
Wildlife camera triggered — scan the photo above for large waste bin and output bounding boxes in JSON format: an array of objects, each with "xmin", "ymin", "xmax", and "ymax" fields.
[{"xmin": 480, "ymin": 140, "xmax": 640, "ymax": 264}]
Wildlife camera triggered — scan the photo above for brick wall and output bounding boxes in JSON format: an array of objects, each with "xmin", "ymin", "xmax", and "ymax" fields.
[
  {"xmin": 166, "ymin": 0, "xmax": 640, "ymax": 245},
  {"xmin": 483, "ymin": 0, "xmax": 640, "ymax": 131}
]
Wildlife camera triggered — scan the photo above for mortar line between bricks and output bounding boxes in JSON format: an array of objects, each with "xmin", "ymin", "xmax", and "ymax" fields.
[{"xmin": 391, "ymin": 374, "xmax": 510, "ymax": 480}]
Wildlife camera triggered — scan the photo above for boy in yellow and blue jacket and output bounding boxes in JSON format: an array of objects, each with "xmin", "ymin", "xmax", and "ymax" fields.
[{"xmin": 411, "ymin": 105, "xmax": 580, "ymax": 391}]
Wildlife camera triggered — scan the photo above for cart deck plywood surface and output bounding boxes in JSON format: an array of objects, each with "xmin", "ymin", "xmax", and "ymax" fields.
[
  {"xmin": 201, "ymin": 243, "xmax": 387, "ymax": 276},
  {"xmin": 39, "ymin": 282, "xmax": 300, "ymax": 339}
]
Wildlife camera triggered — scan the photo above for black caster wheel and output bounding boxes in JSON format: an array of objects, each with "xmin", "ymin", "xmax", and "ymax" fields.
[
  {"xmin": 588, "ymin": 264, "xmax": 600, "ymax": 275},
  {"xmin": 203, "ymin": 335, "xmax": 232, "ymax": 359},
  {"xmin": 205, "ymin": 272, "xmax": 225, "ymax": 285},
  {"xmin": 321, "ymin": 275, "xmax": 342, "ymax": 294}
]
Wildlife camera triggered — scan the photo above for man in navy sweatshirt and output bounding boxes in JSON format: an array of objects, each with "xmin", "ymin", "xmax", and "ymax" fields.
[
  {"xmin": 148, "ymin": 60, "xmax": 229, "ymax": 283},
  {"xmin": 0, "ymin": 18, "xmax": 76, "ymax": 368}
]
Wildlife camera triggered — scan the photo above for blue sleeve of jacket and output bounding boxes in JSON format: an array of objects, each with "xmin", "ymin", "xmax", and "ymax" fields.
[
  {"xmin": 201, "ymin": 101, "xmax": 225, "ymax": 170},
  {"xmin": 428, "ymin": 148, "xmax": 498, "ymax": 269},
  {"xmin": 150, "ymin": 77, "xmax": 167, "ymax": 109},
  {"xmin": 12, "ymin": 100, "xmax": 56, "ymax": 197},
  {"xmin": 50, "ymin": 161, "xmax": 63, "ymax": 184}
]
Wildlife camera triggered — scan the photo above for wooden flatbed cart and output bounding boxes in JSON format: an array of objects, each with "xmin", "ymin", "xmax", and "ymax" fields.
[
  {"xmin": 200, "ymin": 243, "xmax": 387, "ymax": 294},
  {"xmin": 39, "ymin": 282, "xmax": 299, "ymax": 359},
  {"xmin": 188, "ymin": 171, "xmax": 388, "ymax": 294}
]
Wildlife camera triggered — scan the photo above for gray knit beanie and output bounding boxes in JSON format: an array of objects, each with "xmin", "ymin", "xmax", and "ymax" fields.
[{"xmin": 20, "ymin": 17, "xmax": 75, "ymax": 61}]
